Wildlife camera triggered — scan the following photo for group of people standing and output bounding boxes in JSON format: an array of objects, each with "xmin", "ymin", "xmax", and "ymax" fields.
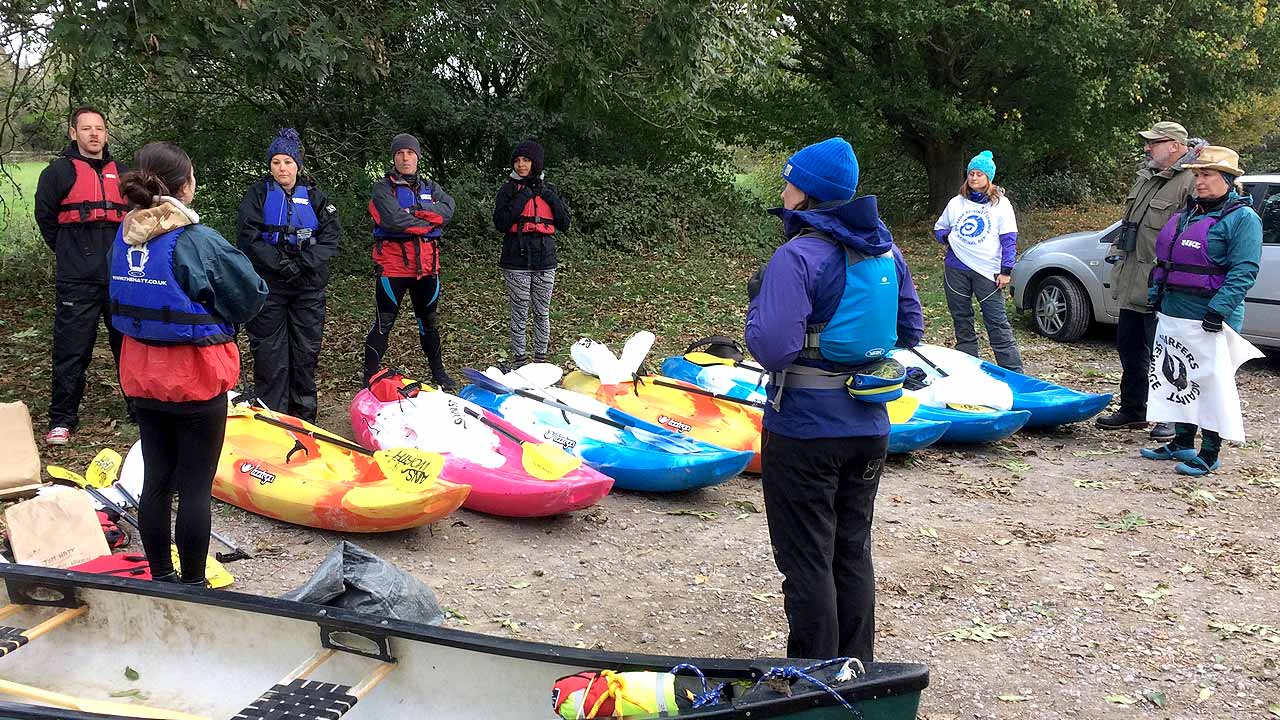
[{"xmin": 34, "ymin": 106, "xmax": 570, "ymax": 583}]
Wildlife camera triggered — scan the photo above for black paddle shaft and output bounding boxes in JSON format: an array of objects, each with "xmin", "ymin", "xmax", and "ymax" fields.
[
  {"xmin": 908, "ymin": 347, "xmax": 949, "ymax": 378},
  {"xmin": 648, "ymin": 378, "xmax": 766, "ymax": 409},
  {"xmin": 252, "ymin": 414, "xmax": 374, "ymax": 456},
  {"xmin": 462, "ymin": 405, "xmax": 524, "ymax": 444}
]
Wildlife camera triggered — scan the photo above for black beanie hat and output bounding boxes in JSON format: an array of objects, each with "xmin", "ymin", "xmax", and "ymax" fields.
[
  {"xmin": 511, "ymin": 138, "xmax": 544, "ymax": 177},
  {"xmin": 390, "ymin": 133, "xmax": 422, "ymax": 158}
]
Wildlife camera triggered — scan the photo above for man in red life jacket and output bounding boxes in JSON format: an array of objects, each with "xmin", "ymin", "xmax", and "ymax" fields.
[{"xmin": 34, "ymin": 106, "xmax": 131, "ymax": 445}]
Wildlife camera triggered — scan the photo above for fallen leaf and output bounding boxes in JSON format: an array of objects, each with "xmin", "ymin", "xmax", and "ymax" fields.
[
  {"xmin": 726, "ymin": 499, "xmax": 759, "ymax": 513},
  {"xmin": 648, "ymin": 509, "xmax": 718, "ymax": 521},
  {"xmin": 510, "ymin": 580, "xmax": 531, "ymax": 589},
  {"xmin": 997, "ymin": 695, "xmax": 1029, "ymax": 702},
  {"xmin": 993, "ymin": 538, "xmax": 1014, "ymax": 545},
  {"xmin": 124, "ymin": 666, "xmax": 139, "ymax": 681},
  {"xmin": 1103, "ymin": 583, "xmax": 1115, "ymax": 592},
  {"xmin": 692, "ymin": 575, "xmax": 708, "ymax": 585},
  {"xmin": 1197, "ymin": 687, "xmax": 1214, "ymax": 702},
  {"xmin": 1143, "ymin": 690, "xmax": 1166, "ymax": 708},
  {"xmin": 920, "ymin": 527, "xmax": 939, "ymax": 539},
  {"xmin": 1105, "ymin": 694, "xmax": 1138, "ymax": 705},
  {"xmin": 1267, "ymin": 701, "xmax": 1280, "ymax": 717},
  {"xmin": 110, "ymin": 689, "xmax": 148, "ymax": 700}
]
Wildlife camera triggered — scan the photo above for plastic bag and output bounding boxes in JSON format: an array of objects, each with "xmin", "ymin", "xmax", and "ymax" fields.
[{"xmin": 281, "ymin": 541, "xmax": 444, "ymax": 626}]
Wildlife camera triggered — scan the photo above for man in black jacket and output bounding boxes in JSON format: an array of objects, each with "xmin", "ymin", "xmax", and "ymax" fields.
[
  {"xmin": 236, "ymin": 129, "xmax": 340, "ymax": 421},
  {"xmin": 34, "ymin": 106, "xmax": 130, "ymax": 444}
]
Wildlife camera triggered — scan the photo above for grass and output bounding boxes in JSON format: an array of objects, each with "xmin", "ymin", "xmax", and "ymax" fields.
[{"xmin": 1, "ymin": 160, "xmax": 52, "ymax": 280}]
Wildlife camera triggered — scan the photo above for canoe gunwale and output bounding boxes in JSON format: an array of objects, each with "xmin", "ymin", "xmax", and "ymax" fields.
[{"xmin": 0, "ymin": 563, "xmax": 929, "ymax": 717}]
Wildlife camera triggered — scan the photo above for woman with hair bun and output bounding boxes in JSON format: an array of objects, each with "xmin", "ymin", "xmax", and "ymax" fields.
[{"xmin": 109, "ymin": 141, "xmax": 267, "ymax": 586}]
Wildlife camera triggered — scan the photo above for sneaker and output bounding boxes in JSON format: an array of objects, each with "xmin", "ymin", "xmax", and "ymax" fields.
[
  {"xmin": 432, "ymin": 369, "xmax": 458, "ymax": 394},
  {"xmin": 1149, "ymin": 422, "xmax": 1175, "ymax": 441},
  {"xmin": 1139, "ymin": 444, "xmax": 1197, "ymax": 462},
  {"xmin": 1095, "ymin": 411, "xmax": 1147, "ymax": 430},
  {"xmin": 45, "ymin": 427, "xmax": 71, "ymax": 445}
]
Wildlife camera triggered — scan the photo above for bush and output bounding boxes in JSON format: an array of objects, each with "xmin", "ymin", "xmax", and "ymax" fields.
[{"xmin": 1004, "ymin": 170, "xmax": 1097, "ymax": 209}]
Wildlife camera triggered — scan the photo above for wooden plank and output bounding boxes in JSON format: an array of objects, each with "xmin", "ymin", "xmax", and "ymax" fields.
[
  {"xmin": 349, "ymin": 662, "xmax": 395, "ymax": 701},
  {"xmin": 0, "ymin": 678, "xmax": 208, "ymax": 720}
]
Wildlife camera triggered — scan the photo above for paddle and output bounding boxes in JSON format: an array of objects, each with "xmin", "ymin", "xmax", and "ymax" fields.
[
  {"xmin": 683, "ymin": 350, "xmax": 767, "ymax": 374},
  {"xmin": 464, "ymin": 369, "xmax": 702, "ymax": 454},
  {"xmin": 905, "ymin": 347, "xmax": 1001, "ymax": 414},
  {"xmin": 45, "ymin": 463, "xmax": 234, "ymax": 589},
  {"xmin": 647, "ymin": 377, "xmax": 767, "ymax": 409},
  {"xmin": 72, "ymin": 448, "xmax": 251, "ymax": 562},
  {"xmin": 247, "ymin": 411, "xmax": 445, "ymax": 494},
  {"xmin": 460, "ymin": 405, "xmax": 582, "ymax": 480}
]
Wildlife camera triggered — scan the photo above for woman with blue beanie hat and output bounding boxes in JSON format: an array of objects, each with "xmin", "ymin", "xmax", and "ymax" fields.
[
  {"xmin": 932, "ymin": 150, "xmax": 1024, "ymax": 371},
  {"xmin": 236, "ymin": 128, "xmax": 342, "ymax": 421},
  {"xmin": 745, "ymin": 137, "xmax": 924, "ymax": 662}
]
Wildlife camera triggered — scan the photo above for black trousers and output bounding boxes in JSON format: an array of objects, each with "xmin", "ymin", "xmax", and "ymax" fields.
[
  {"xmin": 134, "ymin": 397, "xmax": 226, "ymax": 583},
  {"xmin": 247, "ymin": 286, "xmax": 326, "ymax": 422},
  {"xmin": 1116, "ymin": 309, "xmax": 1157, "ymax": 416},
  {"xmin": 761, "ymin": 429, "xmax": 888, "ymax": 662},
  {"xmin": 50, "ymin": 280, "xmax": 125, "ymax": 429},
  {"xmin": 362, "ymin": 275, "xmax": 443, "ymax": 382}
]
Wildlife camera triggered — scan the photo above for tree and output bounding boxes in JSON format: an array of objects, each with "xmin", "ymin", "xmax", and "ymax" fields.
[{"xmin": 780, "ymin": 0, "xmax": 1280, "ymax": 214}]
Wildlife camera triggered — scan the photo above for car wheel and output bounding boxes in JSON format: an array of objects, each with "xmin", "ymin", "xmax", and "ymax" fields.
[{"xmin": 1033, "ymin": 275, "xmax": 1090, "ymax": 342}]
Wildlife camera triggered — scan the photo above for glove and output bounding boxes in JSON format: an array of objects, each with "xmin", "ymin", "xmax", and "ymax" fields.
[
  {"xmin": 1202, "ymin": 312, "xmax": 1223, "ymax": 333},
  {"xmin": 279, "ymin": 257, "xmax": 304, "ymax": 283},
  {"xmin": 746, "ymin": 265, "xmax": 765, "ymax": 301}
]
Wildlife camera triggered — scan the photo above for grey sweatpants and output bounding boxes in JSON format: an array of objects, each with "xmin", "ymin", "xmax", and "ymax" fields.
[
  {"xmin": 503, "ymin": 268, "xmax": 556, "ymax": 358},
  {"xmin": 943, "ymin": 264, "xmax": 1023, "ymax": 372}
]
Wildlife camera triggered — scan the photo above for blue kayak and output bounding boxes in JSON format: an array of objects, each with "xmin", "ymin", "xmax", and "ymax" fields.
[
  {"xmin": 657, "ymin": 355, "xmax": 952, "ymax": 454},
  {"xmin": 458, "ymin": 383, "xmax": 753, "ymax": 492},
  {"xmin": 888, "ymin": 344, "xmax": 1111, "ymax": 434},
  {"xmin": 911, "ymin": 404, "xmax": 1032, "ymax": 444}
]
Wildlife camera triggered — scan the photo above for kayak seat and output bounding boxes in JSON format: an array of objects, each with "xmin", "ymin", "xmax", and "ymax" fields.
[{"xmin": 232, "ymin": 678, "xmax": 358, "ymax": 720}]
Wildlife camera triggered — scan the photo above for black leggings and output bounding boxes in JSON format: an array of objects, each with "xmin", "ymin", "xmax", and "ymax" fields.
[
  {"xmin": 134, "ymin": 396, "xmax": 226, "ymax": 582},
  {"xmin": 362, "ymin": 275, "xmax": 442, "ymax": 381}
]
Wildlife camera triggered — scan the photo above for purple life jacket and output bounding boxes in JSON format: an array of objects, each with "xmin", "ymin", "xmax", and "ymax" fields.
[{"xmin": 1152, "ymin": 200, "xmax": 1248, "ymax": 296}]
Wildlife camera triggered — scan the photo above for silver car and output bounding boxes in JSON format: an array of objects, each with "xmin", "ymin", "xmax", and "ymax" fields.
[{"xmin": 1011, "ymin": 173, "xmax": 1280, "ymax": 349}]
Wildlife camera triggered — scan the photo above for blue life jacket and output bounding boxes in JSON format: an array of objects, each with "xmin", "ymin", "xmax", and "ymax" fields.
[
  {"xmin": 768, "ymin": 231, "xmax": 900, "ymax": 407},
  {"xmin": 261, "ymin": 181, "xmax": 319, "ymax": 248},
  {"xmin": 109, "ymin": 226, "xmax": 233, "ymax": 346},
  {"xmin": 372, "ymin": 180, "xmax": 444, "ymax": 241}
]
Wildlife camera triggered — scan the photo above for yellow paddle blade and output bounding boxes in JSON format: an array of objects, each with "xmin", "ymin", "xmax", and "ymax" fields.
[
  {"xmin": 84, "ymin": 448, "xmax": 123, "ymax": 489},
  {"xmin": 684, "ymin": 351, "xmax": 737, "ymax": 367},
  {"xmin": 947, "ymin": 402, "xmax": 999, "ymax": 413},
  {"xmin": 171, "ymin": 546, "xmax": 234, "ymax": 589},
  {"xmin": 520, "ymin": 441, "xmax": 582, "ymax": 481},
  {"xmin": 887, "ymin": 395, "xmax": 920, "ymax": 424},
  {"xmin": 227, "ymin": 403, "xmax": 256, "ymax": 418},
  {"xmin": 46, "ymin": 464, "xmax": 88, "ymax": 487},
  {"xmin": 374, "ymin": 448, "xmax": 446, "ymax": 493}
]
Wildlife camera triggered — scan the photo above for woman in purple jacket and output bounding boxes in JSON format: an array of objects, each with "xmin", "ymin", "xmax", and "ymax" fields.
[{"xmin": 745, "ymin": 137, "xmax": 924, "ymax": 663}]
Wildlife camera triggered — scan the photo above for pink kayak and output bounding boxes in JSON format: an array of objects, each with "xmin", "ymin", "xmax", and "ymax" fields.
[{"xmin": 350, "ymin": 386, "xmax": 613, "ymax": 517}]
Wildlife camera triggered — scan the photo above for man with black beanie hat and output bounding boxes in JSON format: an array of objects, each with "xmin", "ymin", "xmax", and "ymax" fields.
[
  {"xmin": 492, "ymin": 138, "xmax": 570, "ymax": 366},
  {"xmin": 362, "ymin": 132, "xmax": 458, "ymax": 389}
]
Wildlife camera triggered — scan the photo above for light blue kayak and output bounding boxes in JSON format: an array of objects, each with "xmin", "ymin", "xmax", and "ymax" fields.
[
  {"xmin": 459, "ymin": 372, "xmax": 752, "ymax": 492},
  {"xmin": 657, "ymin": 355, "xmax": 951, "ymax": 454}
]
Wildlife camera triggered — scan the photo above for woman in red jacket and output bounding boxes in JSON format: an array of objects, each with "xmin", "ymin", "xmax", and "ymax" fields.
[{"xmin": 109, "ymin": 141, "xmax": 267, "ymax": 585}]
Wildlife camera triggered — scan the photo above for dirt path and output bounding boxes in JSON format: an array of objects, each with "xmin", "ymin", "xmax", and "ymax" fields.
[{"xmin": 187, "ymin": 333, "xmax": 1280, "ymax": 720}]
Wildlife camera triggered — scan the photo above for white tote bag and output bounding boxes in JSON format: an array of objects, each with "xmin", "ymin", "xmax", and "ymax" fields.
[{"xmin": 1147, "ymin": 313, "xmax": 1264, "ymax": 441}]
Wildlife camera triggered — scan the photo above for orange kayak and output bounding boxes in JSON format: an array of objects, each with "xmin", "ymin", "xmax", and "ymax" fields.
[
  {"xmin": 561, "ymin": 372, "xmax": 763, "ymax": 473},
  {"xmin": 214, "ymin": 408, "xmax": 471, "ymax": 532}
]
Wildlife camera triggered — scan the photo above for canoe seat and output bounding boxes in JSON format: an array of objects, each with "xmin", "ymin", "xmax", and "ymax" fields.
[
  {"xmin": 232, "ymin": 679, "xmax": 357, "ymax": 720},
  {"xmin": 0, "ymin": 626, "xmax": 28, "ymax": 657}
]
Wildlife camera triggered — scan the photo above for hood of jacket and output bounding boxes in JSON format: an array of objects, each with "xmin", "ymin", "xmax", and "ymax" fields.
[
  {"xmin": 769, "ymin": 195, "xmax": 894, "ymax": 256},
  {"xmin": 121, "ymin": 197, "xmax": 200, "ymax": 246}
]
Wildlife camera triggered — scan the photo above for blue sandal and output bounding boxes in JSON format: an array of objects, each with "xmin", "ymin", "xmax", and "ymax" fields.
[
  {"xmin": 1140, "ymin": 444, "xmax": 1198, "ymax": 462},
  {"xmin": 1174, "ymin": 456, "xmax": 1221, "ymax": 477}
]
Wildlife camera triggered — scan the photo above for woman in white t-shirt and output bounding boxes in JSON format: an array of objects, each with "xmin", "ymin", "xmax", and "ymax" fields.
[{"xmin": 933, "ymin": 150, "xmax": 1024, "ymax": 372}]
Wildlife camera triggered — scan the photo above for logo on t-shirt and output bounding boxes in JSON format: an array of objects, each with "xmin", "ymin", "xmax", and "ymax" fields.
[{"xmin": 955, "ymin": 210, "xmax": 988, "ymax": 244}]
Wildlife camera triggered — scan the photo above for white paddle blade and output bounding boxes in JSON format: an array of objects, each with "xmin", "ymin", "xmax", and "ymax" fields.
[
  {"xmin": 571, "ymin": 338, "xmax": 626, "ymax": 384},
  {"xmin": 618, "ymin": 331, "xmax": 656, "ymax": 376},
  {"xmin": 511, "ymin": 362, "xmax": 563, "ymax": 389}
]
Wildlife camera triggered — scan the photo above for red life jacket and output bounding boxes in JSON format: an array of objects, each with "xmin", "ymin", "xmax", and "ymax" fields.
[
  {"xmin": 510, "ymin": 195, "xmax": 556, "ymax": 235},
  {"xmin": 57, "ymin": 158, "xmax": 128, "ymax": 224}
]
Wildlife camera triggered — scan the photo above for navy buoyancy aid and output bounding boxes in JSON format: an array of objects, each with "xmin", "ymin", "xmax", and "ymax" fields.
[
  {"xmin": 57, "ymin": 158, "xmax": 128, "ymax": 224},
  {"xmin": 261, "ymin": 181, "xmax": 319, "ymax": 248},
  {"xmin": 371, "ymin": 180, "xmax": 444, "ymax": 241},
  {"xmin": 109, "ymin": 226, "xmax": 233, "ymax": 346},
  {"xmin": 769, "ymin": 231, "xmax": 900, "ymax": 407},
  {"xmin": 510, "ymin": 194, "xmax": 556, "ymax": 235}
]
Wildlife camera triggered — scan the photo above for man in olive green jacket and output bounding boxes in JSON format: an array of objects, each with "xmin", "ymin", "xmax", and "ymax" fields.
[{"xmin": 1097, "ymin": 121, "xmax": 1198, "ymax": 439}]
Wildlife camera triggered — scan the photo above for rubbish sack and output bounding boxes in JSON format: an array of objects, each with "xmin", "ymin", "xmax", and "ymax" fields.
[{"xmin": 281, "ymin": 541, "xmax": 443, "ymax": 626}]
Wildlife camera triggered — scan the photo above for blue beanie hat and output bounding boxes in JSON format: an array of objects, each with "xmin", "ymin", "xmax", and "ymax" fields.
[
  {"xmin": 782, "ymin": 137, "xmax": 859, "ymax": 203},
  {"xmin": 967, "ymin": 150, "xmax": 996, "ymax": 181},
  {"xmin": 267, "ymin": 128, "xmax": 303, "ymax": 168}
]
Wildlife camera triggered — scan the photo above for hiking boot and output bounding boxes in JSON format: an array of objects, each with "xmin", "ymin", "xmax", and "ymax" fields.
[
  {"xmin": 1095, "ymin": 411, "xmax": 1147, "ymax": 430},
  {"xmin": 1149, "ymin": 422, "xmax": 1175, "ymax": 441},
  {"xmin": 45, "ymin": 427, "xmax": 71, "ymax": 445}
]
